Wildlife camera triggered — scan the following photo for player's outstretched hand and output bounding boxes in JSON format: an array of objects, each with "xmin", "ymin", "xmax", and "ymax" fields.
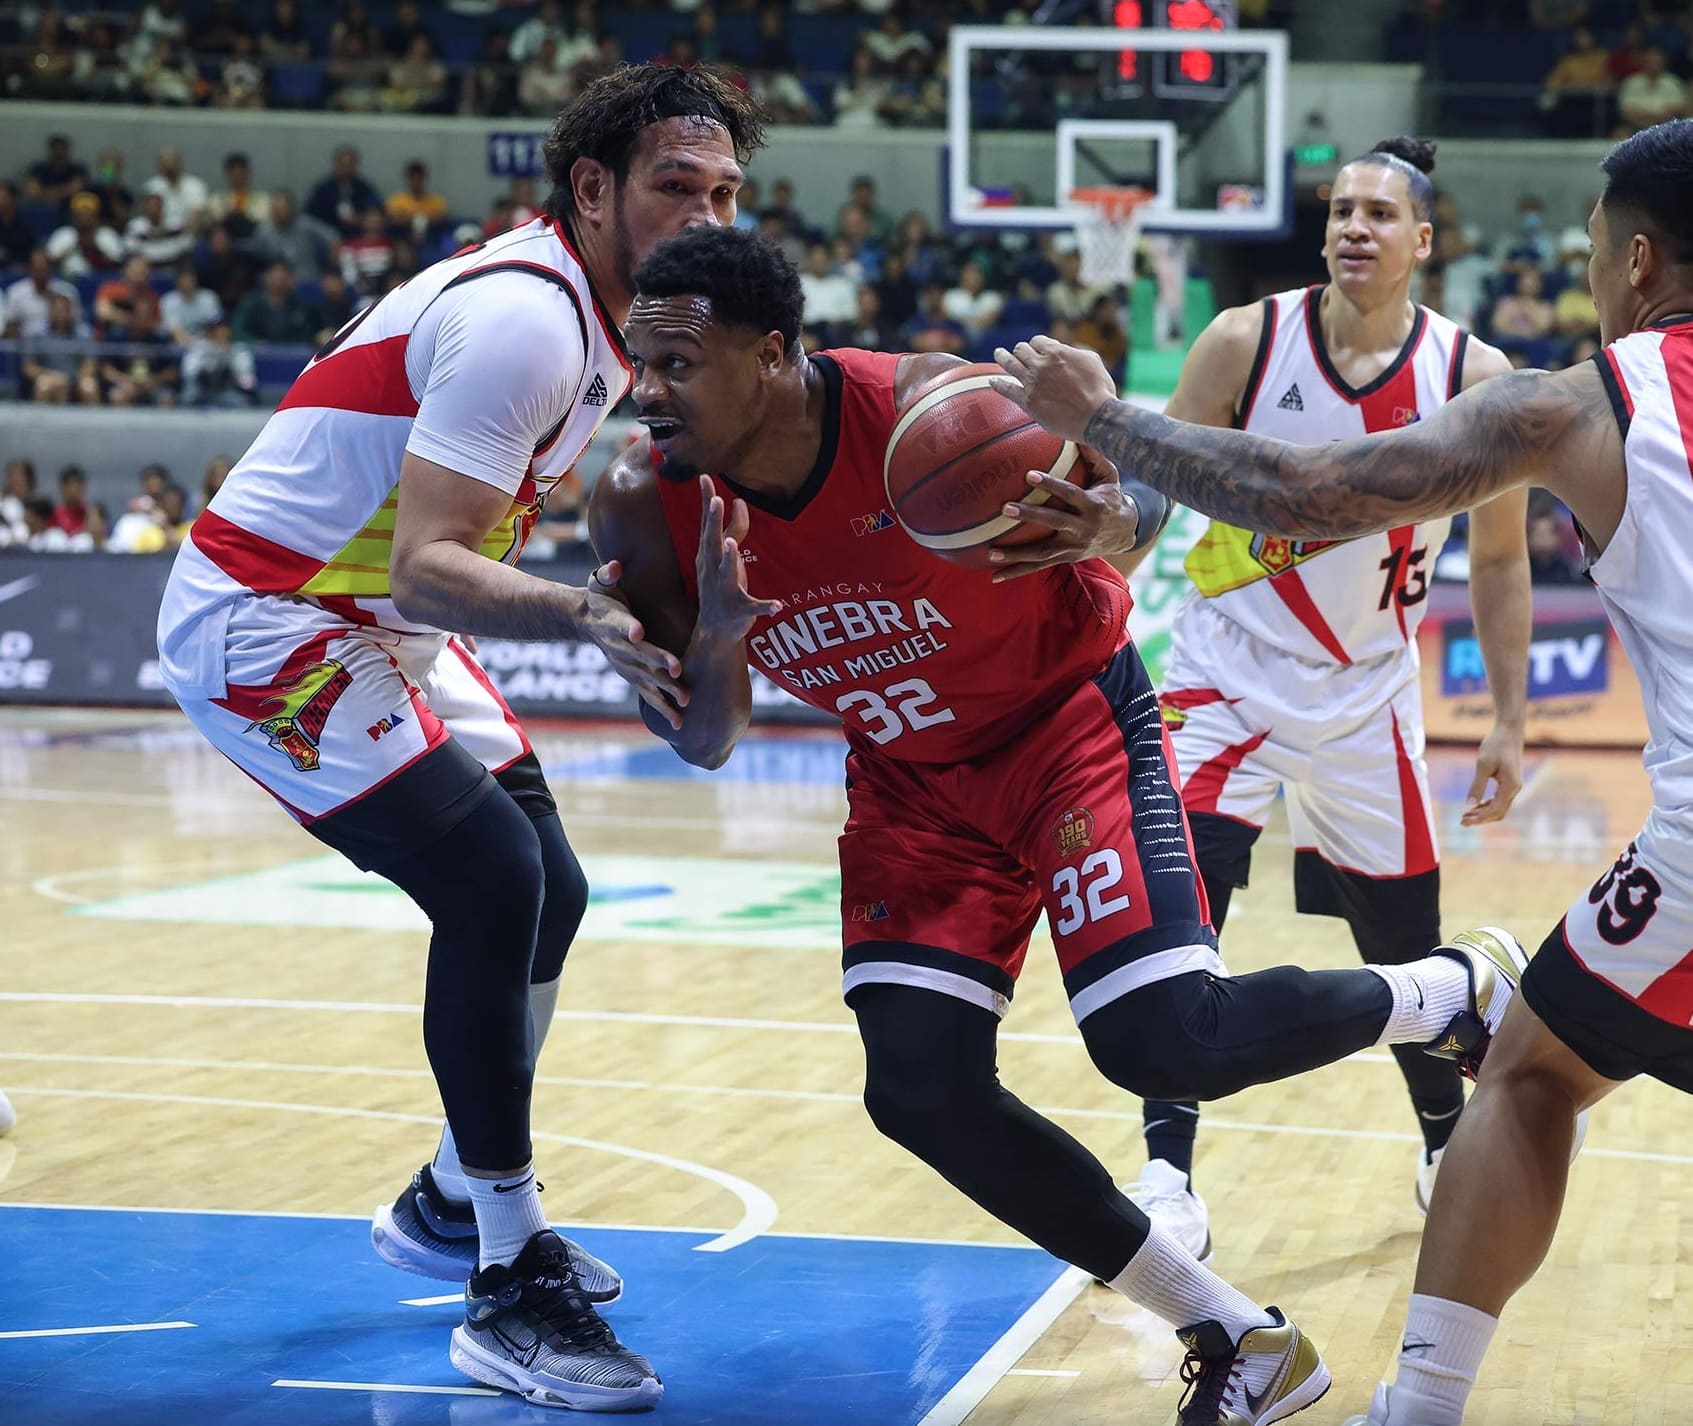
[
  {"xmin": 990, "ymin": 447, "xmax": 1138, "ymax": 583},
  {"xmin": 990, "ymin": 336, "xmax": 1120, "ymax": 445},
  {"xmin": 577, "ymin": 560, "xmax": 689, "ymax": 730},
  {"xmin": 1462, "ymin": 722, "xmax": 1526, "ymax": 825},
  {"xmin": 695, "ymin": 474, "xmax": 783, "ymax": 641}
]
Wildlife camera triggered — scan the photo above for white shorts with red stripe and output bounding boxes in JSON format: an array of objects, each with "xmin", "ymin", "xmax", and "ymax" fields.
[
  {"xmin": 164, "ymin": 594, "xmax": 530, "ymax": 827},
  {"xmin": 1159, "ymin": 595, "xmax": 1438, "ymax": 880},
  {"xmin": 1562, "ymin": 816, "xmax": 1693, "ymax": 1025}
]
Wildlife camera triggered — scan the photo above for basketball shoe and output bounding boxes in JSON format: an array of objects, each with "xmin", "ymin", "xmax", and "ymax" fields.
[
  {"xmin": 1342, "ymin": 1382, "xmax": 1452, "ymax": 1424},
  {"xmin": 1414, "ymin": 1106, "xmax": 1588, "ymax": 1216},
  {"xmin": 450, "ymin": 1229, "xmax": 661, "ymax": 1411},
  {"xmin": 1130, "ymin": 1159, "xmax": 1212, "ymax": 1263},
  {"xmin": 1420, "ymin": 927, "xmax": 1529, "ymax": 1079},
  {"xmin": 371, "ymin": 1164, "xmax": 623, "ymax": 1303},
  {"xmin": 1172, "ymin": 1309, "xmax": 1330, "ymax": 1424},
  {"xmin": 0, "ymin": 1090, "xmax": 14, "ymax": 1135}
]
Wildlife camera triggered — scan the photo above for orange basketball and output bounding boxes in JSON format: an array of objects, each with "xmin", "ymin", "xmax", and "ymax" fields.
[{"xmin": 883, "ymin": 363, "xmax": 1081, "ymax": 569}]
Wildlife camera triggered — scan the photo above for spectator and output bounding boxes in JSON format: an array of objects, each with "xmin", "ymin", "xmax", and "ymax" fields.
[
  {"xmin": 233, "ymin": 261, "xmax": 318, "ymax": 344},
  {"xmin": 0, "ymin": 183, "xmax": 37, "ymax": 268},
  {"xmin": 901, "ymin": 285, "xmax": 969, "ymax": 355},
  {"xmin": 311, "ymin": 269, "xmax": 356, "ymax": 343},
  {"xmin": 1526, "ymin": 490, "xmax": 1584, "ymax": 584},
  {"xmin": 3, "ymin": 251, "xmax": 82, "ymax": 339},
  {"xmin": 752, "ymin": 66, "xmax": 820, "ymax": 124},
  {"xmin": 307, "ymin": 147, "xmax": 383, "ymax": 239},
  {"xmin": 340, "ymin": 210, "xmax": 396, "ymax": 291},
  {"xmin": 252, "ymin": 191, "xmax": 337, "ymax": 277},
  {"xmin": 863, "ymin": 12, "xmax": 932, "ymax": 71},
  {"xmin": 558, "ymin": 0, "xmax": 603, "ymax": 72},
  {"xmin": 460, "ymin": 29, "xmax": 520, "ymax": 117},
  {"xmin": 130, "ymin": 463, "xmax": 171, "ymax": 516},
  {"xmin": 387, "ymin": 161, "xmax": 450, "ymax": 240},
  {"xmin": 874, "ymin": 249, "xmax": 918, "ymax": 328},
  {"xmin": 520, "ymin": 36, "xmax": 577, "ymax": 114},
  {"xmin": 382, "ymin": 0, "xmax": 435, "ymax": 59},
  {"xmin": 23, "ymin": 136, "xmax": 90, "ymax": 208},
  {"xmin": 107, "ymin": 466, "xmax": 171, "ymax": 549},
  {"xmin": 751, "ymin": 5, "xmax": 795, "ymax": 70},
  {"xmin": 942, "ymin": 262, "xmax": 1005, "ymax": 339},
  {"xmin": 509, "ymin": 177, "xmax": 540, "ymax": 227},
  {"xmin": 878, "ymin": 51, "xmax": 946, "ymax": 128},
  {"xmin": 52, "ymin": 466, "xmax": 97, "ymax": 537},
  {"xmin": 94, "ymin": 255, "xmax": 163, "ymax": 338},
  {"xmin": 1045, "ymin": 245, "xmax": 1109, "ymax": 323},
  {"xmin": 125, "ymin": 192, "xmax": 193, "ymax": 266},
  {"xmin": 182, "ymin": 322, "xmax": 258, "ymax": 408},
  {"xmin": 213, "ymin": 34, "xmax": 266, "ymax": 110},
  {"xmin": 46, "ymin": 193, "xmax": 125, "ymax": 279},
  {"xmin": 1610, "ymin": 22, "xmax": 1648, "ymax": 83},
  {"xmin": 24, "ymin": 493, "xmax": 101, "ymax": 551},
  {"xmin": 13, "ymin": 11, "xmax": 76, "ymax": 100},
  {"xmin": 190, "ymin": 0, "xmax": 250, "ymax": 54},
  {"xmin": 835, "ymin": 203, "xmax": 884, "ymax": 278},
  {"xmin": 99, "ymin": 299, "xmax": 177, "ymax": 407},
  {"xmin": 1541, "ymin": 26, "xmax": 1613, "ymax": 135},
  {"xmin": 1555, "ymin": 265, "xmax": 1600, "ymax": 341},
  {"xmin": 799, "ymin": 244, "xmax": 860, "ymax": 335},
  {"xmin": 385, "ymin": 33, "xmax": 448, "ymax": 113},
  {"xmin": 833, "ymin": 47, "xmax": 893, "ymax": 129},
  {"xmin": 161, "ymin": 262, "xmax": 224, "ymax": 343},
  {"xmin": 844, "ymin": 285, "xmax": 899, "ymax": 349},
  {"xmin": 260, "ymin": 0, "xmax": 311, "ymax": 61},
  {"xmin": 195, "ymin": 222, "xmax": 258, "ymax": 309},
  {"xmin": 88, "ymin": 150, "xmax": 135, "ymax": 230},
  {"xmin": 330, "ymin": 2, "xmax": 380, "ymax": 58},
  {"xmin": 136, "ymin": 38, "xmax": 202, "ymax": 105},
  {"xmin": 894, "ymin": 210, "xmax": 946, "ymax": 286},
  {"xmin": 1429, "ymin": 226, "xmax": 1492, "ymax": 331},
  {"xmin": 1529, "ymin": 0, "xmax": 1588, "ymax": 26},
  {"xmin": 132, "ymin": 0, "xmax": 188, "ymax": 50},
  {"xmin": 144, "ymin": 150, "xmax": 209, "ymax": 236},
  {"xmin": 328, "ymin": 31, "xmax": 385, "ymax": 111},
  {"xmin": 1074, "ymin": 293, "xmax": 1129, "ymax": 381},
  {"xmin": 1496, "ymin": 196, "xmax": 1553, "ymax": 271},
  {"xmin": 207, "ymin": 155, "xmax": 269, "ymax": 241},
  {"xmin": 1620, "ymin": 47, "xmax": 1686, "ymax": 131},
  {"xmin": 757, "ymin": 209, "xmax": 806, "ymax": 267},
  {"xmin": 0, "ymin": 462, "xmax": 35, "ymax": 544},
  {"xmin": 19, "ymin": 294, "xmax": 97, "ymax": 404},
  {"xmin": 511, "ymin": 0, "xmax": 569, "ymax": 63},
  {"xmin": 1491, "ymin": 267, "xmax": 1556, "ymax": 344},
  {"xmin": 202, "ymin": 455, "xmax": 232, "ymax": 506}
]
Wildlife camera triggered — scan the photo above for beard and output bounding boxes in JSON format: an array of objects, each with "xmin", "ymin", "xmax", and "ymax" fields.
[
  {"xmin": 655, "ymin": 448, "xmax": 702, "ymax": 483},
  {"xmin": 612, "ymin": 195, "xmax": 639, "ymax": 299}
]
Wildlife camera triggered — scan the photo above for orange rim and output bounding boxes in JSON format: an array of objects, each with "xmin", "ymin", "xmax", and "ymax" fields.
[{"xmin": 1068, "ymin": 185, "xmax": 1155, "ymax": 224}]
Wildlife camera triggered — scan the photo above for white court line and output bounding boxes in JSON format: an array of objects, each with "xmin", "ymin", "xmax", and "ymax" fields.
[
  {"xmin": 915, "ymin": 1268, "xmax": 1092, "ymax": 1426},
  {"xmin": 1006, "ymin": 1368, "xmax": 1081, "ymax": 1378},
  {"xmin": 7, "ymin": 1088, "xmax": 775, "ymax": 1253},
  {"xmin": 399, "ymin": 1294, "xmax": 461, "ymax": 1308},
  {"xmin": 272, "ymin": 1379, "xmax": 496, "ymax": 1397},
  {"xmin": 0, "ymin": 1321, "xmax": 195, "ymax": 1340},
  {"xmin": 0, "ymin": 990, "xmax": 1392, "ymax": 1058}
]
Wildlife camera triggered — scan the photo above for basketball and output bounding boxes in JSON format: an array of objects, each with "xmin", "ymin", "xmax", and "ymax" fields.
[{"xmin": 883, "ymin": 363, "xmax": 1081, "ymax": 569}]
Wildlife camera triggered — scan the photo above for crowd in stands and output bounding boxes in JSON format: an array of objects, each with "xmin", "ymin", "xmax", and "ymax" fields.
[{"xmin": 0, "ymin": 452, "xmax": 227, "ymax": 551}]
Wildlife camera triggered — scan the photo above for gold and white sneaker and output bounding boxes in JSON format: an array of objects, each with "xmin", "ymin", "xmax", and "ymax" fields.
[
  {"xmin": 1172, "ymin": 1308, "xmax": 1330, "ymax": 1425},
  {"xmin": 1422, "ymin": 927, "xmax": 1529, "ymax": 1080}
]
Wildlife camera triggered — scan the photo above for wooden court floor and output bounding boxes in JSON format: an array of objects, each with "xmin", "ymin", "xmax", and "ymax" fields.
[{"xmin": 1, "ymin": 706, "xmax": 1685, "ymax": 1425}]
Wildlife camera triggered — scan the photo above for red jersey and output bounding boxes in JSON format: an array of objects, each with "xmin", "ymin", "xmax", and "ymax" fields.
[{"xmin": 656, "ymin": 348, "xmax": 1132, "ymax": 763}]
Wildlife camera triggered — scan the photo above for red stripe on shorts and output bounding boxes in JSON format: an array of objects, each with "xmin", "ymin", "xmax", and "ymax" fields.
[
  {"xmin": 1391, "ymin": 708, "xmax": 1437, "ymax": 875},
  {"xmin": 1182, "ymin": 729, "xmax": 1270, "ymax": 816}
]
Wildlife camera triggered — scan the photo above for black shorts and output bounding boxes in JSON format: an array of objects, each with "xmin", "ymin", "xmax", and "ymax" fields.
[{"xmin": 1521, "ymin": 921, "xmax": 1693, "ymax": 1092}]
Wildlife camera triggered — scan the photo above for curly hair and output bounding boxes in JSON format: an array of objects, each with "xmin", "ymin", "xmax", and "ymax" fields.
[
  {"xmin": 634, "ymin": 227, "xmax": 804, "ymax": 358},
  {"xmin": 543, "ymin": 63, "xmax": 767, "ymax": 221}
]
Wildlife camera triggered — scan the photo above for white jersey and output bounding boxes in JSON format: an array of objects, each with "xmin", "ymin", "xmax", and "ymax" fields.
[
  {"xmin": 1590, "ymin": 319, "xmax": 1693, "ymax": 820},
  {"xmin": 1182, "ymin": 284, "xmax": 1467, "ymax": 665},
  {"xmin": 158, "ymin": 217, "xmax": 633, "ymax": 699}
]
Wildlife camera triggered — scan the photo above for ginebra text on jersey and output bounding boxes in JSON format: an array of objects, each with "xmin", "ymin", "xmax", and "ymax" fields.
[{"xmin": 749, "ymin": 591, "xmax": 954, "ymax": 689}]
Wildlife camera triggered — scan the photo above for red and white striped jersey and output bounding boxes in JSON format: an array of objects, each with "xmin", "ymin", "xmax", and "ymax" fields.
[
  {"xmin": 158, "ymin": 217, "xmax": 632, "ymax": 698},
  {"xmin": 1592, "ymin": 318, "xmax": 1693, "ymax": 820},
  {"xmin": 1183, "ymin": 285, "xmax": 1468, "ymax": 665}
]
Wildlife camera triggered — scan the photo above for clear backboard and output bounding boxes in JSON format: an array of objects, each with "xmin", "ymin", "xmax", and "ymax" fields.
[{"xmin": 946, "ymin": 24, "xmax": 1288, "ymax": 236}]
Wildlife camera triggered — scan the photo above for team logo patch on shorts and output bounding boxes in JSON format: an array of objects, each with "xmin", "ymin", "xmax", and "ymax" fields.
[
  {"xmin": 1052, "ymin": 807, "xmax": 1095, "ymax": 857},
  {"xmin": 244, "ymin": 659, "xmax": 353, "ymax": 773},
  {"xmin": 851, "ymin": 900, "xmax": 891, "ymax": 922}
]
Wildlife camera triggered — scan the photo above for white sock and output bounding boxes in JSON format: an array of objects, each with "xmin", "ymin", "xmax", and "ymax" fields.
[
  {"xmin": 1366, "ymin": 958, "xmax": 1471, "ymax": 1046},
  {"xmin": 1108, "ymin": 1224, "xmax": 1276, "ymax": 1344},
  {"xmin": 1392, "ymin": 1292, "xmax": 1498, "ymax": 1425},
  {"xmin": 466, "ymin": 1163, "xmax": 550, "ymax": 1269},
  {"xmin": 431, "ymin": 976, "xmax": 562, "ymax": 1205}
]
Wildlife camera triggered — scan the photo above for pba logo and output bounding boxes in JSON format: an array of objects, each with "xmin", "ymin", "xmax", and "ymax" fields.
[
  {"xmin": 1442, "ymin": 618, "xmax": 1608, "ymax": 698},
  {"xmin": 367, "ymin": 710, "xmax": 408, "ymax": 742},
  {"xmin": 1052, "ymin": 807, "xmax": 1095, "ymax": 857},
  {"xmin": 1393, "ymin": 406, "xmax": 1421, "ymax": 426},
  {"xmin": 851, "ymin": 509, "xmax": 896, "ymax": 536},
  {"xmin": 851, "ymin": 900, "xmax": 890, "ymax": 922},
  {"xmin": 243, "ymin": 659, "xmax": 353, "ymax": 772}
]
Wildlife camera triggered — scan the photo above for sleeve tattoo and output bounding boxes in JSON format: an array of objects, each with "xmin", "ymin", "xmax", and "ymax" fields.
[{"xmin": 1080, "ymin": 368, "xmax": 1608, "ymax": 539}]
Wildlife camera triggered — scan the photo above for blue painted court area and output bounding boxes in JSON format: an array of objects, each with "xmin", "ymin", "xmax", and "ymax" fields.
[{"xmin": 0, "ymin": 1207, "xmax": 1067, "ymax": 1426}]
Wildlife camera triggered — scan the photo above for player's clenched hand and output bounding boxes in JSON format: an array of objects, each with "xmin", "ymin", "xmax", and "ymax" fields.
[
  {"xmin": 695, "ymin": 474, "xmax": 782, "ymax": 642},
  {"xmin": 575, "ymin": 560, "xmax": 689, "ymax": 730},
  {"xmin": 989, "ymin": 336, "xmax": 1120, "ymax": 446},
  {"xmin": 990, "ymin": 447, "xmax": 1138, "ymax": 583},
  {"xmin": 1462, "ymin": 721, "xmax": 1526, "ymax": 826}
]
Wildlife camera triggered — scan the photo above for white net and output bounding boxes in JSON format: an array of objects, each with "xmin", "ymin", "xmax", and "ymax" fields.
[{"xmin": 1070, "ymin": 188, "xmax": 1152, "ymax": 288}]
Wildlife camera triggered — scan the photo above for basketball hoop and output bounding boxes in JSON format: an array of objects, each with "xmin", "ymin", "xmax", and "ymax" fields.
[{"xmin": 1068, "ymin": 185, "xmax": 1155, "ymax": 288}]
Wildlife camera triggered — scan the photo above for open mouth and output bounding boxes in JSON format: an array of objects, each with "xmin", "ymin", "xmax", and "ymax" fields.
[{"xmin": 639, "ymin": 416, "xmax": 685, "ymax": 446}]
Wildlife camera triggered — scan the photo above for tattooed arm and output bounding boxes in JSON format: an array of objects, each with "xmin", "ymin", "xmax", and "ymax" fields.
[{"xmin": 991, "ymin": 336, "xmax": 1628, "ymax": 553}]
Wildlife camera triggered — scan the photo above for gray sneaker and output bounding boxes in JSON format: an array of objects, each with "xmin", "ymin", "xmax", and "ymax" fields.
[{"xmin": 449, "ymin": 1229, "xmax": 661, "ymax": 1411}]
